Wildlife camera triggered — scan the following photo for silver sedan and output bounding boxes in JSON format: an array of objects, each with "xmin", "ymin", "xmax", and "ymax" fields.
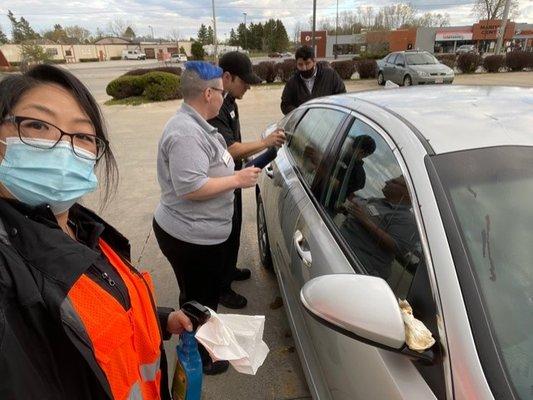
[{"xmin": 256, "ymin": 86, "xmax": 533, "ymax": 399}]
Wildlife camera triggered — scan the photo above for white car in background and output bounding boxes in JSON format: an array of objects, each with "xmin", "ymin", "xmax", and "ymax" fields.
[{"xmin": 170, "ymin": 53, "xmax": 188, "ymax": 63}]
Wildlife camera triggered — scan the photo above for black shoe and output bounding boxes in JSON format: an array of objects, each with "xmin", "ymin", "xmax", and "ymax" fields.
[
  {"xmin": 219, "ymin": 289, "xmax": 248, "ymax": 309},
  {"xmin": 232, "ymin": 268, "xmax": 251, "ymax": 281},
  {"xmin": 203, "ymin": 360, "xmax": 230, "ymax": 375}
]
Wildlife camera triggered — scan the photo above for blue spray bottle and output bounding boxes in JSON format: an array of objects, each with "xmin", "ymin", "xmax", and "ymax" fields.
[{"xmin": 171, "ymin": 301, "xmax": 211, "ymax": 400}]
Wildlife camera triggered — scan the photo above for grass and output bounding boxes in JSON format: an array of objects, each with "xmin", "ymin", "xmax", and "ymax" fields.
[{"xmin": 104, "ymin": 96, "xmax": 154, "ymax": 106}]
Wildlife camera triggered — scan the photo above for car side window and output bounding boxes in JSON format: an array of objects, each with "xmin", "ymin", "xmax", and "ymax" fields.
[
  {"xmin": 322, "ymin": 119, "xmax": 446, "ymax": 398},
  {"xmin": 281, "ymin": 108, "xmax": 305, "ymax": 135},
  {"xmin": 288, "ymin": 108, "xmax": 345, "ymax": 187},
  {"xmin": 322, "ymin": 119, "xmax": 421, "ymax": 299},
  {"xmin": 388, "ymin": 54, "xmax": 397, "ymax": 64},
  {"xmin": 395, "ymin": 54, "xmax": 405, "ymax": 66}
]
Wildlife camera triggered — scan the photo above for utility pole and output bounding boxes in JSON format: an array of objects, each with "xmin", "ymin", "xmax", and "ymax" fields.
[
  {"xmin": 335, "ymin": 0, "xmax": 339, "ymax": 59},
  {"xmin": 495, "ymin": 0, "xmax": 511, "ymax": 55},
  {"xmin": 212, "ymin": 0, "xmax": 218, "ymax": 61},
  {"xmin": 148, "ymin": 25, "xmax": 154, "ymax": 40},
  {"xmin": 312, "ymin": 0, "xmax": 317, "ymax": 53},
  {"xmin": 243, "ymin": 12, "xmax": 247, "ymax": 50}
]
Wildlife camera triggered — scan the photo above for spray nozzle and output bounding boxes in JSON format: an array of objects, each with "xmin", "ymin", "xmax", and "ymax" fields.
[{"xmin": 181, "ymin": 301, "xmax": 211, "ymax": 331}]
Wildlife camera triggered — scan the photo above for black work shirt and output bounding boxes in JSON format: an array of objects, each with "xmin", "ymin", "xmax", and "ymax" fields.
[{"xmin": 208, "ymin": 94, "xmax": 243, "ymax": 170}]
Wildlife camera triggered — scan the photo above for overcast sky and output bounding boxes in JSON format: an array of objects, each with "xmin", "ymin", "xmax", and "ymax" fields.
[{"xmin": 1, "ymin": 0, "xmax": 532, "ymax": 41}]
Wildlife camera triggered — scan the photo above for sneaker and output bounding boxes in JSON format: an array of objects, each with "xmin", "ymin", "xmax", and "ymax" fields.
[
  {"xmin": 219, "ymin": 289, "xmax": 248, "ymax": 309},
  {"xmin": 203, "ymin": 360, "xmax": 230, "ymax": 375},
  {"xmin": 232, "ymin": 268, "xmax": 251, "ymax": 281}
]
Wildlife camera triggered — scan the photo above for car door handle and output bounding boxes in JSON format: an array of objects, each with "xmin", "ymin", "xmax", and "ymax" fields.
[
  {"xmin": 265, "ymin": 164, "xmax": 274, "ymax": 178},
  {"xmin": 293, "ymin": 230, "xmax": 312, "ymax": 267}
]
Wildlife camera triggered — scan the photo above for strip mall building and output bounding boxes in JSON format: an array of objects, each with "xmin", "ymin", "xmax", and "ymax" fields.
[{"xmin": 301, "ymin": 19, "xmax": 533, "ymax": 58}]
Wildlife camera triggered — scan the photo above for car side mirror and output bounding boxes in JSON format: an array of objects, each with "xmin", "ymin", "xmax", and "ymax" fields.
[{"xmin": 300, "ymin": 274, "xmax": 436, "ymax": 364}]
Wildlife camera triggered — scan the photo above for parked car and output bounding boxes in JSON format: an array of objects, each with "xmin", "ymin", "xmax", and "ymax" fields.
[
  {"xmin": 170, "ymin": 53, "xmax": 188, "ymax": 63},
  {"xmin": 282, "ymin": 52, "xmax": 294, "ymax": 58},
  {"xmin": 268, "ymin": 52, "xmax": 282, "ymax": 58},
  {"xmin": 456, "ymin": 44, "xmax": 478, "ymax": 55},
  {"xmin": 121, "ymin": 49, "xmax": 146, "ymax": 60},
  {"xmin": 256, "ymin": 86, "xmax": 533, "ymax": 400},
  {"xmin": 376, "ymin": 50, "xmax": 454, "ymax": 86}
]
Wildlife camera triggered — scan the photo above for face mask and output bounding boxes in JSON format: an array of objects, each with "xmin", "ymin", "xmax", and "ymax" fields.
[
  {"xmin": 0, "ymin": 137, "xmax": 98, "ymax": 214},
  {"xmin": 299, "ymin": 67, "xmax": 315, "ymax": 79}
]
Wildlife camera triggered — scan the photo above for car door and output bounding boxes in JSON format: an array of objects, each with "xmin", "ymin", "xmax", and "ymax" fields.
[
  {"xmin": 393, "ymin": 53, "xmax": 406, "ymax": 84},
  {"xmin": 383, "ymin": 54, "xmax": 397, "ymax": 82},
  {"xmin": 289, "ymin": 114, "xmax": 447, "ymax": 399}
]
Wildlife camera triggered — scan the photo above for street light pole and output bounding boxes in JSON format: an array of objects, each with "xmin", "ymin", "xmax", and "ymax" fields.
[
  {"xmin": 243, "ymin": 12, "xmax": 247, "ymax": 50},
  {"xmin": 495, "ymin": 0, "xmax": 511, "ymax": 55},
  {"xmin": 312, "ymin": 0, "xmax": 317, "ymax": 53},
  {"xmin": 335, "ymin": 0, "xmax": 339, "ymax": 59},
  {"xmin": 212, "ymin": 0, "xmax": 218, "ymax": 61},
  {"xmin": 148, "ymin": 25, "xmax": 154, "ymax": 40}
]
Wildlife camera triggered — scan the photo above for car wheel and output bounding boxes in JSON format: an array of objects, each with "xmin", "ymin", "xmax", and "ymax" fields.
[
  {"xmin": 377, "ymin": 72, "xmax": 385, "ymax": 86},
  {"xmin": 403, "ymin": 75, "xmax": 412, "ymax": 87},
  {"xmin": 257, "ymin": 194, "xmax": 273, "ymax": 270}
]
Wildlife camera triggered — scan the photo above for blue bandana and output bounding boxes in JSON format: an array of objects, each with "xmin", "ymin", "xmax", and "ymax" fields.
[{"xmin": 185, "ymin": 61, "xmax": 223, "ymax": 80}]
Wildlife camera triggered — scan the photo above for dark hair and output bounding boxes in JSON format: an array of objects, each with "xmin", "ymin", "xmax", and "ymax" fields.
[
  {"xmin": 295, "ymin": 46, "xmax": 315, "ymax": 61},
  {"xmin": 353, "ymin": 135, "xmax": 376, "ymax": 156},
  {"xmin": 0, "ymin": 64, "xmax": 118, "ymax": 207}
]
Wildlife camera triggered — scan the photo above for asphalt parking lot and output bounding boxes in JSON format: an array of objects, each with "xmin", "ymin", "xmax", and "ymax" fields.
[{"xmin": 68, "ymin": 62, "xmax": 532, "ymax": 400}]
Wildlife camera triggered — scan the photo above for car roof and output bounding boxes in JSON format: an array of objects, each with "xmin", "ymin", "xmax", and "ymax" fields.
[{"xmin": 305, "ymin": 86, "xmax": 533, "ymax": 154}]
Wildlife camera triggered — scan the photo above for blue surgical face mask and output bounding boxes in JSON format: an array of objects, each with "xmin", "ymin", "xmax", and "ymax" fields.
[{"xmin": 0, "ymin": 137, "xmax": 98, "ymax": 214}]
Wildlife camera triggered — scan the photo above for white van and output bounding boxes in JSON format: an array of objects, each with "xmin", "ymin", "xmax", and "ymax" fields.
[{"xmin": 121, "ymin": 49, "xmax": 147, "ymax": 60}]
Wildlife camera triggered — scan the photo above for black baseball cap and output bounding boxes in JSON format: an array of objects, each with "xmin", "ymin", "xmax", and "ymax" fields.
[{"xmin": 219, "ymin": 51, "xmax": 262, "ymax": 85}]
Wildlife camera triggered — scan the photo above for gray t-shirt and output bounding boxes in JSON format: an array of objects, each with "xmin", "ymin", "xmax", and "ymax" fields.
[{"xmin": 154, "ymin": 103, "xmax": 235, "ymax": 245}]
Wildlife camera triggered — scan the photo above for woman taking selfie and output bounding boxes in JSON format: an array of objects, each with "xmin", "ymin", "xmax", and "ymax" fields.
[{"xmin": 0, "ymin": 64, "xmax": 191, "ymax": 399}]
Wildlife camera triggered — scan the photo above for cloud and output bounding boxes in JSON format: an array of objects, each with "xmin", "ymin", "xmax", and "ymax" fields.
[{"xmin": 1, "ymin": 0, "xmax": 531, "ymax": 40}]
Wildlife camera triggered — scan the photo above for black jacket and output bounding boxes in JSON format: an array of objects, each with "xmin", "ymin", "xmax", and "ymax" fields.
[
  {"xmin": 280, "ymin": 63, "xmax": 346, "ymax": 115},
  {"xmin": 0, "ymin": 199, "xmax": 173, "ymax": 399}
]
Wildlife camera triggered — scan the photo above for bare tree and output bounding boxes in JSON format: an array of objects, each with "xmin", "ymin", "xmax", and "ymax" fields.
[
  {"xmin": 357, "ymin": 6, "xmax": 375, "ymax": 29},
  {"xmin": 65, "ymin": 25, "xmax": 91, "ymax": 43},
  {"xmin": 472, "ymin": 0, "xmax": 519, "ymax": 20},
  {"xmin": 293, "ymin": 21, "xmax": 302, "ymax": 45},
  {"xmin": 412, "ymin": 12, "xmax": 450, "ymax": 28},
  {"xmin": 168, "ymin": 29, "xmax": 180, "ymax": 43},
  {"xmin": 374, "ymin": 4, "xmax": 417, "ymax": 30},
  {"xmin": 106, "ymin": 18, "xmax": 134, "ymax": 38}
]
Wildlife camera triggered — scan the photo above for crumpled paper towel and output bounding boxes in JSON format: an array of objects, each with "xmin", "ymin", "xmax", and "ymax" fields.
[
  {"xmin": 399, "ymin": 299, "xmax": 435, "ymax": 353},
  {"xmin": 195, "ymin": 308, "xmax": 269, "ymax": 375}
]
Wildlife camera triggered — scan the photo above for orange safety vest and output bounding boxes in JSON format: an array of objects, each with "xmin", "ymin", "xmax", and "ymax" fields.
[{"xmin": 68, "ymin": 239, "xmax": 163, "ymax": 400}]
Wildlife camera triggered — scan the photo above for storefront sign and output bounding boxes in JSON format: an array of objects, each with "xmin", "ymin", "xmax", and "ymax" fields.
[
  {"xmin": 473, "ymin": 20, "xmax": 515, "ymax": 40},
  {"xmin": 436, "ymin": 31, "xmax": 473, "ymax": 41}
]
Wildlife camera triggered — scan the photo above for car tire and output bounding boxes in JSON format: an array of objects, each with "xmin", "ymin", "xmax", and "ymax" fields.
[
  {"xmin": 377, "ymin": 72, "xmax": 385, "ymax": 86},
  {"xmin": 403, "ymin": 75, "xmax": 412, "ymax": 87},
  {"xmin": 257, "ymin": 194, "xmax": 273, "ymax": 270}
]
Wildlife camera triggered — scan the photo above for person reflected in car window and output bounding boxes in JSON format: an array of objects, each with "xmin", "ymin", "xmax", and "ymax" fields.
[{"xmin": 340, "ymin": 176, "xmax": 418, "ymax": 279}]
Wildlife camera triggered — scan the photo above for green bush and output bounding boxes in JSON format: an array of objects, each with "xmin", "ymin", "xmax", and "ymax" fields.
[
  {"xmin": 505, "ymin": 51, "xmax": 533, "ymax": 71},
  {"xmin": 106, "ymin": 75, "xmax": 146, "ymax": 99},
  {"xmin": 483, "ymin": 55, "xmax": 505, "ymax": 73},
  {"xmin": 45, "ymin": 59, "xmax": 66, "ymax": 65},
  {"xmin": 143, "ymin": 71, "xmax": 181, "ymax": 101},
  {"xmin": 357, "ymin": 59, "xmax": 377, "ymax": 79},
  {"xmin": 79, "ymin": 58, "xmax": 99, "ymax": 63},
  {"xmin": 331, "ymin": 60, "xmax": 356, "ymax": 80},
  {"xmin": 317, "ymin": 60, "xmax": 331, "ymax": 69},
  {"xmin": 125, "ymin": 66, "xmax": 182, "ymax": 77},
  {"xmin": 457, "ymin": 53, "xmax": 481, "ymax": 73},
  {"xmin": 110, "ymin": 56, "xmax": 122, "ymax": 60},
  {"xmin": 191, "ymin": 41, "xmax": 205, "ymax": 60},
  {"xmin": 276, "ymin": 59, "xmax": 296, "ymax": 82},
  {"xmin": 436, "ymin": 54, "xmax": 456, "ymax": 69},
  {"xmin": 254, "ymin": 61, "xmax": 276, "ymax": 83}
]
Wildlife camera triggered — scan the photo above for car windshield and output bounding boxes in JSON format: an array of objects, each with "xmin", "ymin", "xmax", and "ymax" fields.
[
  {"xmin": 432, "ymin": 147, "xmax": 533, "ymax": 399},
  {"xmin": 405, "ymin": 53, "xmax": 438, "ymax": 65}
]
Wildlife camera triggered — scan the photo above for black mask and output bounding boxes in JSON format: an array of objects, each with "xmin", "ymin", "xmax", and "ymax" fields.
[{"xmin": 299, "ymin": 67, "xmax": 315, "ymax": 79}]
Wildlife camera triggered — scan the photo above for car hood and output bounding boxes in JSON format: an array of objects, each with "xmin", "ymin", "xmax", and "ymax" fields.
[{"xmin": 409, "ymin": 64, "xmax": 452, "ymax": 73}]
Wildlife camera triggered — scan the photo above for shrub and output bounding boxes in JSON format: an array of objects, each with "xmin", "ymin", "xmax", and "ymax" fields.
[
  {"xmin": 317, "ymin": 60, "xmax": 331, "ymax": 69},
  {"xmin": 110, "ymin": 56, "xmax": 122, "ymax": 60},
  {"xmin": 106, "ymin": 75, "xmax": 146, "ymax": 99},
  {"xmin": 79, "ymin": 58, "xmax": 99, "ymax": 63},
  {"xmin": 457, "ymin": 53, "xmax": 481, "ymax": 73},
  {"xmin": 357, "ymin": 59, "xmax": 377, "ymax": 79},
  {"xmin": 483, "ymin": 55, "xmax": 505, "ymax": 73},
  {"xmin": 331, "ymin": 60, "xmax": 356, "ymax": 80},
  {"xmin": 254, "ymin": 61, "xmax": 276, "ymax": 83},
  {"xmin": 143, "ymin": 71, "xmax": 181, "ymax": 101},
  {"xmin": 505, "ymin": 51, "xmax": 533, "ymax": 71},
  {"xmin": 277, "ymin": 59, "xmax": 296, "ymax": 82},
  {"xmin": 45, "ymin": 59, "xmax": 66, "ymax": 65},
  {"xmin": 190, "ymin": 41, "xmax": 205, "ymax": 60},
  {"xmin": 435, "ymin": 54, "xmax": 456, "ymax": 69},
  {"xmin": 125, "ymin": 66, "xmax": 182, "ymax": 77}
]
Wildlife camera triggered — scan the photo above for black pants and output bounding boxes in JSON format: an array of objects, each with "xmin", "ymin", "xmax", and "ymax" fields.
[
  {"xmin": 153, "ymin": 219, "xmax": 228, "ymax": 364},
  {"xmin": 220, "ymin": 189, "xmax": 242, "ymax": 292}
]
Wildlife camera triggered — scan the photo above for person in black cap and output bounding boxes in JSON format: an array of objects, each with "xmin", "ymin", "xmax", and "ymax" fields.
[
  {"xmin": 281, "ymin": 45, "xmax": 346, "ymax": 115},
  {"xmin": 208, "ymin": 51, "xmax": 286, "ymax": 309}
]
